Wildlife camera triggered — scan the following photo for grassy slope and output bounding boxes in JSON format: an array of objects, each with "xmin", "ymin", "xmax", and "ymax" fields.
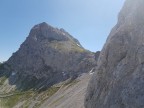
[
  {"xmin": 0, "ymin": 86, "xmax": 60, "ymax": 108},
  {"xmin": 0, "ymin": 75, "xmax": 83, "ymax": 108}
]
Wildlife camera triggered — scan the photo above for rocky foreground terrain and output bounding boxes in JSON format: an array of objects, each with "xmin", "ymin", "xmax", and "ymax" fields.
[
  {"xmin": 85, "ymin": 0, "xmax": 144, "ymax": 108},
  {"xmin": 39, "ymin": 73, "xmax": 92, "ymax": 108},
  {"xmin": 0, "ymin": 72, "xmax": 93, "ymax": 108}
]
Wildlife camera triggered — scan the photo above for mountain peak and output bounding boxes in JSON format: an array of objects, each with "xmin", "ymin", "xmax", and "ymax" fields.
[
  {"xmin": 32, "ymin": 22, "xmax": 52, "ymax": 29},
  {"xmin": 28, "ymin": 22, "xmax": 82, "ymax": 46},
  {"xmin": 29, "ymin": 22, "xmax": 70, "ymax": 42}
]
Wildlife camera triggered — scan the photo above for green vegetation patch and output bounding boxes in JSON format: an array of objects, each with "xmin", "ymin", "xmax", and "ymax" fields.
[
  {"xmin": 64, "ymin": 79, "xmax": 79, "ymax": 89},
  {"xmin": 0, "ymin": 76, "xmax": 7, "ymax": 85},
  {"xmin": 0, "ymin": 94, "xmax": 22, "ymax": 108},
  {"xmin": 71, "ymin": 43, "xmax": 85, "ymax": 53},
  {"xmin": 0, "ymin": 91, "xmax": 34, "ymax": 108},
  {"xmin": 0, "ymin": 85, "xmax": 60, "ymax": 108}
]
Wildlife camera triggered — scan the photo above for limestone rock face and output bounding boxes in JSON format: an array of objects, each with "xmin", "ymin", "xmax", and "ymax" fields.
[
  {"xmin": 6, "ymin": 22, "xmax": 96, "ymax": 90},
  {"xmin": 85, "ymin": 0, "xmax": 144, "ymax": 108}
]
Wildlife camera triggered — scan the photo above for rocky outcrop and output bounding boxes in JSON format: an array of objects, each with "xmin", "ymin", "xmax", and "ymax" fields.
[
  {"xmin": 5, "ymin": 22, "xmax": 96, "ymax": 90},
  {"xmin": 94, "ymin": 51, "xmax": 100, "ymax": 61},
  {"xmin": 85, "ymin": 0, "xmax": 144, "ymax": 108}
]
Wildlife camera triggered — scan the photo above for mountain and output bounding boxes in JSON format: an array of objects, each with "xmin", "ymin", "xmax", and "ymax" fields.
[
  {"xmin": 85, "ymin": 0, "xmax": 144, "ymax": 108},
  {"xmin": 1, "ymin": 22, "xmax": 96, "ymax": 91},
  {"xmin": 0, "ymin": 22, "xmax": 100, "ymax": 108}
]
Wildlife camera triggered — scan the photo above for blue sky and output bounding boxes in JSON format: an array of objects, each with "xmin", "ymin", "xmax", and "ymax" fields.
[{"xmin": 0, "ymin": 0, "xmax": 125, "ymax": 62}]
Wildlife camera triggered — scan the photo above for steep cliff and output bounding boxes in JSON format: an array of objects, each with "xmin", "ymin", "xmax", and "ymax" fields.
[{"xmin": 85, "ymin": 0, "xmax": 144, "ymax": 108}]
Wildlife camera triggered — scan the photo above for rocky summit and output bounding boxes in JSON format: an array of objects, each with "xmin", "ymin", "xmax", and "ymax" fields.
[
  {"xmin": 85, "ymin": 0, "xmax": 144, "ymax": 108},
  {"xmin": 2, "ymin": 22, "xmax": 96, "ymax": 91}
]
